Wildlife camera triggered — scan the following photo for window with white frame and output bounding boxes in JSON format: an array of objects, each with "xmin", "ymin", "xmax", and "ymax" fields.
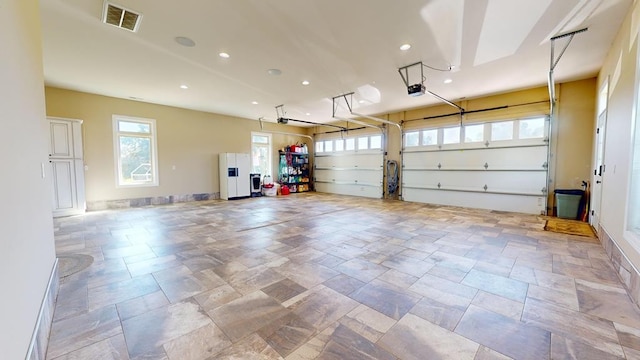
[
  {"xmin": 345, "ymin": 138, "xmax": 355, "ymax": 151},
  {"xmin": 370, "ymin": 135, "xmax": 382, "ymax": 149},
  {"xmin": 421, "ymin": 129, "xmax": 438, "ymax": 146},
  {"xmin": 358, "ymin": 136, "xmax": 369, "ymax": 150},
  {"xmin": 519, "ymin": 117, "xmax": 545, "ymax": 139},
  {"xmin": 316, "ymin": 141, "xmax": 324, "ymax": 153},
  {"xmin": 113, "ymin": 115, "xmax": 158, "ymax": 187},
  {"xmin": 324, "ymin": 140, "xmax": 333, "ymax": 152},
  {"xmin": 443, "ymin": 126, "xmax": 461, "ymax": 144},
  {"xmin": 405, "ymin": 131, "xmax": 419, "ymax": 147},
  {"xmin": 251, "ymin": 132, "xmax": 272, "ymax": 176},
  {"xmin": 335, "ymin": 139, "xmax": 344, "ymax": 151},
  {"xmin": 464, "ymin": 124, "xmax": 484, "ymax": 143},
  {"xmin": 491, "ymin": 121, "xmax": 514, "ymax": 141}
]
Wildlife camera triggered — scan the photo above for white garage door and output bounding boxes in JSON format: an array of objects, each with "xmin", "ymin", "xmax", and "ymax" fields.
[
  {"xmin": 402, "ymin": 117, "xmax": 549, "ymax": 214},
  {"xmin": 314, "ymin": 133, "xmax": 384, "ymax": 198}
]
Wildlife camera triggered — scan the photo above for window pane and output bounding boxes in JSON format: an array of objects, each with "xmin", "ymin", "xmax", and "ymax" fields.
[
  {"xmin": 119, "ymin": 136, "xmax": 152, "ymax": 183},
  {"xmin": 405, "ymin": 131, "xmax": 419, "ymax": 147},
  {"xmin": 421, "ymin": 129, "xmax": 437, "ymax": 145},
  {"xmin": 629, "ymin": 121, "xmax": 640, "ymax": 234},
  {"xmin": 464, "ymin": 124, "xmax": 484, "ymax": 143},
  {"xmin": 519, "ymin": 118, "xmax": 545, "ymax": 139},
  {"xmin": 315, "ymin": 141, "xmax": 324, "ymax": 153},
  {"xmin": 335, "ymin": 139, "xmax": 344, "ymax": 151},
  {"xmin": 345, "ymin": 138, "xmax": 355, "ymax": 151},
  {"xmin": 324, "ymin": 140, "xmax": 333, "ymax": 152},
  {"xmin": 252, "ymin": 135, "xmax": 269, "ymax": 144},
  {"xmin": 358, "ymin": 137, "xmax": 369, "ymax": 150},
  {"xmin": 118, "ymin": 121, "xmax": 150, "ymax": 133},
  {"xmin": 252, "ymin": 144, "xmax": 269, "ymax": 174},
  {"xmin": 443, "ymin": 127, "xmax": 461, "ymax": 144},
  {"xmin": 370, "ymin": 135, "xmax": 382, "ymax": 149},
  {"xmin": 491, "ymin": 121, "xmax": 514, "ymax": 141}
]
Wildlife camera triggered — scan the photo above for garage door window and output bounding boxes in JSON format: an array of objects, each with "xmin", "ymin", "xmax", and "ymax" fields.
[
  {"xmin": 335, "ymin": 139, "xmax": 344, "ymax": 152},
  {"xmin": 422, "ymin": 129, "xmax": 438, "ymax": 146},
  {"xmin": 358, "ymin": 137, "xmax": 369, "ymax": 150},
  {"xmin": 370, "ymin": 135, "xmax": 382, "ymax": 149},
  {"xmin": 519, "ymin": 117, "xmax": 545, "ymax": 139},
  {"xmin": 346, "ymin": 138, "xmax": 355, "ymax": 151},
  {"xmin": 491, "ymin": 121, "xmax": 514, "ymax": 141},
  {"xmin": 405, "ymin": 131, "xmax": 419, "ymax": 147},
  {"xmin": 316, "ymin": 141, "xmax": 324, "ymax": 153},
  {"xmin": 464, "ymin": 124, "xmax": 484, "ymax": 143},
  {"xmin": 443, "ymin": 126, "xmax": 461, "ymax": 144}
]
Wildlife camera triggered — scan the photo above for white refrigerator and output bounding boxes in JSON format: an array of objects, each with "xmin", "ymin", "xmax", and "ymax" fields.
[{"xmin": 219, "ymin": 153, "xmax": 250, "ymax": 200}]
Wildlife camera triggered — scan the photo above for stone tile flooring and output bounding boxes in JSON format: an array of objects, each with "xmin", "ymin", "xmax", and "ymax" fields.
[{"xmin": 47, "ymin": 193, "xmax": 640, "ymax": 359}]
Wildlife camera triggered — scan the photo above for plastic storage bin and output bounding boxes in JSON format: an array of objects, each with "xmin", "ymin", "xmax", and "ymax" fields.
[{"xmin": 554, "ymin": 189, "xmax": 584, "ymax": 219}]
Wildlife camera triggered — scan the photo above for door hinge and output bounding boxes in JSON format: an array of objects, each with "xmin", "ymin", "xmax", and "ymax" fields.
[
  {"xmin": 591, "ymin": 210, "xmax": 594, "ymax": 216},
  {"xmin": 596, "ymin": 128, "xmax": 600, "ymax": 134}
]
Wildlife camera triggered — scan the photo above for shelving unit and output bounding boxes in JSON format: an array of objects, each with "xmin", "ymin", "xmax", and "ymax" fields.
[{"xmin": 279, "ymin": 150, "xmax": 311, "ymax": 193}]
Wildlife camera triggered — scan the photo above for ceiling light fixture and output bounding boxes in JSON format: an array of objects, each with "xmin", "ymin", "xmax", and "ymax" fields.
[
  {"xmin": 175, "ymin": 36, "xmax": 196, "ymax": 47},
  {"xmin": 302, "ymin": 80, "xmax": 310, "ymax": 85},
  {"xmin": 444, "ymin": 79, "xmax": 453, "ymax": 84},
  {"xmin": 305, "ymin": 113, "xmax": 311, "ymax": 116},
  {"xmin": 267, "ymin": 69, "xmax": 282, "ymax": 76},
  {"xmin": 251, "ymin": 101, "xmax": 258, "ymax": 105},
  {"xmin": 400, "ymin": 44, "xmax": 411, "ymax": 51},
  {"xmin": 219, "ymin": 52, "xmax": 230, "ymax": 58},
  {"xmin": 359, "ymin": 100, "xmax": 366, "ymax": 104},
  {"xmin": 180, "ymin": 85, "xmax": 188, "ymax": 89}
]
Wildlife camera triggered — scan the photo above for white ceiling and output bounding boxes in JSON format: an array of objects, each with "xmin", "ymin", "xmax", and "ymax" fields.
[{"xmin": 39, "ymin": 0, "xmax": 631, "ymax": 126}]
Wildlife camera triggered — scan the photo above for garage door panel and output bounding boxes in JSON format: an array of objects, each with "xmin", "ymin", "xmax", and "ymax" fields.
[
  {"xmin": 403, "ymin": 188, "xmax": 545, "ymax": 214},
  {"xmin": 314, "ymin": 151, "xmax": 383, "ymax": 199},
  {"xmin": 315, "ymin": 182, "xmax": 382, "ymax": 198},
  {"xmin": 403, "ymin": 170, "xmax": 546, "ymax": 194},
  {"xmin": 403, "ymin": 137, "xmax": 548, "ymax": 214},
  {"xmin": 404, "ymin": 146, "xmax": 547, "ymax": 170},
  {"xmin": 315, "ymin": 153, "xmax": 382, "ymax": 169},
  {"xmin": 315, "ymin": 169, "xmax": 382, "ymax": 185}
]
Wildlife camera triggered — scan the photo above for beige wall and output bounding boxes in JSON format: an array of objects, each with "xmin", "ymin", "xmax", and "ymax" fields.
[
  {"xmin": 307, "ymin": 81, "xmax": 594, "ymax": 212},
  {"xmin": 554, "ymin": 78, "xmax": 597, "ymax": 190},
  {"xmin": 0, "ymin": 0, "xmax": 56, "ymax": 358},
  {"xmin": 45, "ymin": 87, "xmax": 308, "ymax": 202},
  {"xmin": 596, "ymin": 1, "xmax": 640, "ymax": 266}
]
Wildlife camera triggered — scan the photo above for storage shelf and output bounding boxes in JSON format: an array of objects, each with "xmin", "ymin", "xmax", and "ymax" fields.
[{"xmin": 279, "ymin": 151, "xmax": 311, "ymax": 192}]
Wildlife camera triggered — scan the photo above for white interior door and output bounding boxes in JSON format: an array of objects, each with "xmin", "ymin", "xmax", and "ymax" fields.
[
  {"xmin": 49, "ymin": 118, "xmax": 85, "ymax": 217},
  {"xmin": 590, "ymin": 111, "xmax": 607, "ymax": 227}
]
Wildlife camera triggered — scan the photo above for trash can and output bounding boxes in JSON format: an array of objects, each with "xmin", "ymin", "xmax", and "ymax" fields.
[{"xmin": 554, "ymin": 189, "xmax": 584, "ymax": 219}]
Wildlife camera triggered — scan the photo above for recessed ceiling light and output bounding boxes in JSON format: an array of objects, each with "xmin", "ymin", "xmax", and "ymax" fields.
[
  {"xmin": 305, "ymin": 113, "xmax": 311, "ymax": 116},
  {"xmin": 180, "ymin": 85, "xmax": 188, "ymax": 89},
  {"xmin": 219, "ymin": 52, "xmax": 230, "ymax": 58},
  {"xmin": 359, "ymin": 100, "xmax": 366, "ymax": 104},
  {"xmin": 251, "ymin": 101, "xmax": 259, "ymax": 105},
  {"xmin": 267, "ymin": 69, "xmax": 282, "ymax": 76},
  {"xmin": 302, "ymin": 80, "xmax": 310, "ymax": 85},
  {"xmin": 175, "ymin": 36, "xmax": 196, "ymax": 47},
  {"xmin": 443, "ymin": 79, "xmax": 453, "ymax": 84},
  {"xmin": 400, "ymin": 43, "xmax": 411, "ymax": 51}
]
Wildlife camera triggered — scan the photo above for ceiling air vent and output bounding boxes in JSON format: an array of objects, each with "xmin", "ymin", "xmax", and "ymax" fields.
[{"xmin": 102, "ymin": 2, "xmax": 142, "ymax": 32}]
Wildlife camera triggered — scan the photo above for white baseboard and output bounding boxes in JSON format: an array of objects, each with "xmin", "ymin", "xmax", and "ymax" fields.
[{"xmin": 25, "ymin": 259, "xmax": 59, "ymax": 360}]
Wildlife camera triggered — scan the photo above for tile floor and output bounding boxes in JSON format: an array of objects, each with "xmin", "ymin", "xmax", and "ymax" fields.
[{"xmin": 47, "ymin": 193, "xmax": 640, "ymax": 359}]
